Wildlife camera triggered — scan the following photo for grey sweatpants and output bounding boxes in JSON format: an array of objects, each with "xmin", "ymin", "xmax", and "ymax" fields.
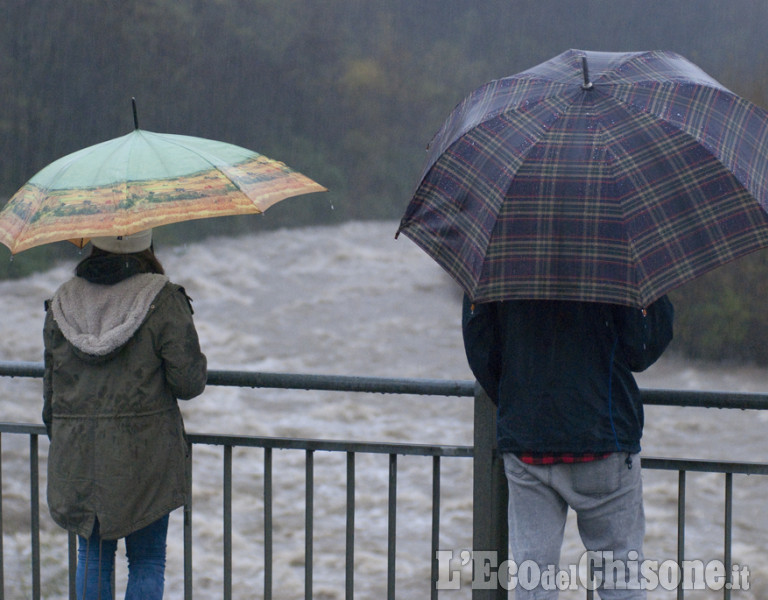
[{"xmin": 503, "ymin": 452, "xmax": 646, "ymax": 599}]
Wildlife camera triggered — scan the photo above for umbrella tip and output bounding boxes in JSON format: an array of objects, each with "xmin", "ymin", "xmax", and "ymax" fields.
[
  {"xmin": 581, "ymin": 56, "xmax": 593, "ymax": 90},
  {"xmin": 131, "ymin": 97, "xmax": 139, "ymax": 129}
]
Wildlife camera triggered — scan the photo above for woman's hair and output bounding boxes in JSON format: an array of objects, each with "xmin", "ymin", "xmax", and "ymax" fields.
[
  {"xmin": 75, "ymin": 245, "xmax": 165, "ymax": 284},
  {"xmin": 101, "ymin": 246, "xmax": 164, "ymax": 274}
]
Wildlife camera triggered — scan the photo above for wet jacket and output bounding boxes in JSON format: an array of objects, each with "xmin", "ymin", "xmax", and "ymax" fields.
[
  {"xmin": 43, "ymin": 273, "xmax": 207, "ymax": 540},
  {"xmin": 462, "ymin": 296, "xmax": 673, "ymax": 455}
]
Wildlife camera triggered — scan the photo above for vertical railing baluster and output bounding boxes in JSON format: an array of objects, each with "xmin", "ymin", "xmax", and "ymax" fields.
[
  {"xmin": 387, "ymin": 453, "xmax": 397, "ymax": 600},
  {"xmin": 184, "ymin": 444, "xmax": 194, "ymax": 600},
  {"xmin": 723, "ymin": 473, "xmax": 733, "ymax": 600},
  {"xmin": 223, "ymin": 445, "xmax": 233, "ymax": 600},
  {"xmin": 0, "ymin": 433, "xmax": 4, "ymax": 598},
  {"xmin": 677, "ymin": 470, "xmax": 686, "ymax": 600},
  {"xmin": 430, "ymin": 455, "xmax": 440, "ymax": 600},
  {"xmin": 264, "ymin": 448, "xmax": 273, "ymax": 600},
  {"xmin": 345, "ymin": 452, "xmax": 355, "ymax": 600},
  {"xmin": 30, "ymin": 434, "xmax": 40, "ymax": 600},
  {"xmin": 306, "ymin": 450, "xmax": 314, "ymax": 600},
  {"xmin": 68, "ymin": 532, "xmax": 77, "ymax": 599}
]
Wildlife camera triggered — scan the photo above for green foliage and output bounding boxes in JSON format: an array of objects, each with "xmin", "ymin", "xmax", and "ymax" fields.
[
  {"xmin": 670, "ymin": 251, "xmax": 768, "ymax": 364},
  {"xmin": 0, "ymin": 242, "xmax": 84, "ymax": 280},
  {"xmin": 4, "ymin": 1, "xmax": 768, "ymax": 362}
]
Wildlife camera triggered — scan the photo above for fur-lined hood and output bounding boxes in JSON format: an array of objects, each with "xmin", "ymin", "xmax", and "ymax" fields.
[{"xmin": 50, "ymin": 273, "xmax": 169, "ymax": 356}]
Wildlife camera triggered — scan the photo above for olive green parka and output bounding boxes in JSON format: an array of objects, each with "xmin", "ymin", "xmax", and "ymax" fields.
[{"xmin": 43, "ymin": 273, "xmax": 207, "ymax": 540}]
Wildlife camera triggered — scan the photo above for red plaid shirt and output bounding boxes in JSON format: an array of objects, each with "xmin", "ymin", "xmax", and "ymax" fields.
[{"xmin": 518, "ymin": 452, "xmax": 612, "ymax": 465}]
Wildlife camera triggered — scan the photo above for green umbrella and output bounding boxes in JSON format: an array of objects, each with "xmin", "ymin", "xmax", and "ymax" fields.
[{"xmin": 0, "ymin": 101, "xmax": 326, "ymax": 253}]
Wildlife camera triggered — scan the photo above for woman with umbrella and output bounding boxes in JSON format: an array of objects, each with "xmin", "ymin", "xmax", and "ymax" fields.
[{"xmin": 42, "ymin": 230, "xmax": 207, "ymax": 599}]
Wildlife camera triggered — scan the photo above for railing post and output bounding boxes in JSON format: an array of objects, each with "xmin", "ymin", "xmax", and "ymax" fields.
[
  {"xmin": 223, "ymin": 445, "xmax": 233, "ymax": 600},
  {"xmin": 306, "ymin": 450, "xmax": 314, "ymax": 600},
  {"xmin": 387, "ymin": 453, "xmax": 398, "ymax": 600},
  {"xmin": 30, "ymin": 434, "xmax": 41, "ymax": 600},
  {"xmin": 184, "ymin": 445, "xmax": 193, "ymax": 600},
  {"xmin": 68, "ymin": 532, "xmax": 77, "ymax": 599},
  {"xmin": 0, "ymin": 433, "xmax": 4, "ymax": 599},
  {"xmin": 724, "ymin": 473, "xmax": 733, "ymax": 600},
  {"xmin": 472, "ymin": 383, "xmax": 508, "ymax": 599},
  {"xmin": 264, "ymin": 448, "xmax": 273, "ymax": 600}
]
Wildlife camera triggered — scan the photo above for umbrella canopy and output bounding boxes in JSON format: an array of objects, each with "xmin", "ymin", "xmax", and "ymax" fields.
[
  {"xmin": 396, "ymin": 49, "xmax": 768, "ymax": 308},
  {"xmin": 0, "ymin": 125, "xmax": 326, "ymax": 254}
]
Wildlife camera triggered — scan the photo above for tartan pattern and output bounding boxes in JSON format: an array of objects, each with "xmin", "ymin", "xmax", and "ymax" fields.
[
  {"xmin": 398, "ymin": 50, "xmax": 768, "ymax": 307},
  {"xmin": 518, "ymin": 452, "xmax": 612, "ymax": 465}
]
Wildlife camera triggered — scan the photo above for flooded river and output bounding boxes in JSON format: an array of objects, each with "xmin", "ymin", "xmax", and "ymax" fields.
[{"xmin": 0, "ymin": 220, "xmax": 764, "ymax": 598}]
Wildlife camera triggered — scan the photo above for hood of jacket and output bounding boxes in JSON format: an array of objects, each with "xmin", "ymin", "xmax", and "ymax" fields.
[{"xmin": 50, "ymin": 273, "xmax": 169, "ymax": 357}]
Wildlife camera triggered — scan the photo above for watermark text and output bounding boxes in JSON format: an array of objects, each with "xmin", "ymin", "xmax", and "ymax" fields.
[{"xmin": 435, "ymin": 550, "xmax": 750, "ymax": 592}]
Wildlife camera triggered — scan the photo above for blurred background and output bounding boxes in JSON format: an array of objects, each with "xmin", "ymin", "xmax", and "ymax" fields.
[{"xmin": 3, "ymin": 0, "xmax": 768, "ymax": 363}]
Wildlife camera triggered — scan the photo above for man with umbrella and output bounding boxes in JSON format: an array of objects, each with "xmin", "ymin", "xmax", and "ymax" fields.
[
  {"xmin": 462, "ymin": 294, "xmax": 673, "ymax": 597},
  {"xmin": 397, "ymin": 48, "xmax": 768, "ymax": 597}
]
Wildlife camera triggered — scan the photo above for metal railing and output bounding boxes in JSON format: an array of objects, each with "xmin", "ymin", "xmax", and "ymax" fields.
[{"xmin": 0, "ymin": 361, "xmax": 766, "ymax": 599}]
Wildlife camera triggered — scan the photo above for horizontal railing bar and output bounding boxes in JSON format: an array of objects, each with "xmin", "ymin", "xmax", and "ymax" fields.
[
  {"xmin": 207, "ymin": 370, "xmax": 476, "ymax": 397},
  {"xmin": 1, "ymin": 423, "xmax": 765, "ymax": 474},
  {"xmin": 5, "ymin": 360, "xmax": 768, "ymax": 409},
  {"xmin": 640, "ymin": 388, "xmax": 768, "ymax": 410},
  {"xmin": 188, "ymin": 433, "xmax": 473, "ymax": 457},
  {"xmin": 0, "ymin": 361, "xmax": 474, "ymax": 397},
  {"xmin": 0, "ymin": 423, "xmax": 45, "ymax": 435},
  {"xmin": 2, "ymin": 422, "xmax": 471, "ymax": 457},
  {"xmin": 641, "ymin": 456, "xmax": 768, "ymax": 475},
  {"xmin": 0, "ymin": 361, "xmax": 42, "ymax": 378},
  {"xmin": 2, "ymin": 423, "xmax": 765, "ymax": 476}
]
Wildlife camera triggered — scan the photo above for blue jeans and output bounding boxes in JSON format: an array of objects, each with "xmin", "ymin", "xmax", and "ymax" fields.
[
  {"xmin": 503, "ymin": 453, "xmax": 646, "ymax": 599},
  {"xmin": 76, "ymin": 514, "xmax": 169, "ymax": 600}
]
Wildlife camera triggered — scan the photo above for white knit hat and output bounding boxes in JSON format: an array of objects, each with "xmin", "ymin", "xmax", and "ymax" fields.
[{"xmin": 91, "ymin": 230, "xmax": 153, "ymax": 254}]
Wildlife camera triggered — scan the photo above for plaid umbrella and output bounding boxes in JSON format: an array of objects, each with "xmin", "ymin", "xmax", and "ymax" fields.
[{"xmin": 396, "ymin": 49, "xmax": 768, "ymax": 308}]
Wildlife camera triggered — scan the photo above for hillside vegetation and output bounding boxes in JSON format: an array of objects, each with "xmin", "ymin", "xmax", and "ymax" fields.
[{"xmin": 3, "ymin": 1, "xmax": 768, "ymax": 363}]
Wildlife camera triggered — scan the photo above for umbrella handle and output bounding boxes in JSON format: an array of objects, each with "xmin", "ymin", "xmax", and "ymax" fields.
[
  {"xmin": 132, "ymin": 97, "xmax": 139, "ymax": 130},
  {"xmin": 581, "ymin": 56, "xmax": 593, "ymax": 90}
]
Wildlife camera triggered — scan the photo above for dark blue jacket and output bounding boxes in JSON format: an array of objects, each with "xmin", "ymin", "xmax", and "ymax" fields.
[{"xmin": 462, "ymin": 297, "xmax": 674, "ymax": 455}]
